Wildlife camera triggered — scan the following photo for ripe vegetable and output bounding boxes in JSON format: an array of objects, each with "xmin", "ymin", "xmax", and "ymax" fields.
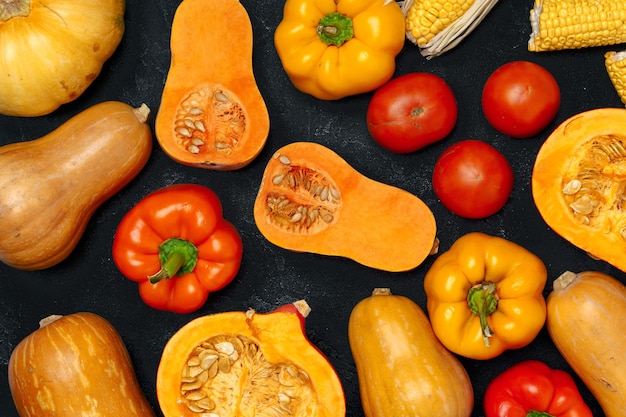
[
  {"xmin": 156, "ymin": 300, "xmax": 345, "ymax": 417},
  {"xmin": 432, "ymin": 140, "xmax": 514, "ymax": 219},
  {"xmin": 484, "ymin": 360, "xmax": 593, "ymax": 417},
  {"xmin": 547, "ymin": 270, "xmax": 626, "ymax": 417},
  {"xmin": 8, "ymin": 312, "xmax": 156, "ymax": 417},
  {"xmin": 253, "ymin": 142, "xmax": 437, "ymax": 272},
  {"xmin": 348, "ymin": 288, "xmax": 473, "ymax": 417},
  {"xmin": 402, "ymin": 0, "xmax": 499, "ymax": 58},
  {"xmin": 532, "ymin": 108, "xmax": 626, "ymax": 273},
  {"xmin": 274, "ymin": 0, "xmax": 405, "ymax": 100},
  {"xmin": 424, "ymin": 232, "xmax": 547, "ymax": 360},
  {"xmin": 155, "ymin": 0, "xmax": 269, "ymax": 170},
  {"xmin": 366, "ymin": 72, "xmax": 458, "ymax": 154},
  {"xmin": 528, "ymin": 0, "xmax": 626, "ymax": 52},
  {"xmin": 0, "ymin": 101, "xmax": 152, "ymax": 270},
  {"xmin": 0, "ymin": 0, "xmax": 125, "ymax": 117},
  {"xmin": 482, "ymin": 61, "xmax": 560, "ymax": 138},
  {"xmin": 112, "ymin": 184, "xmax": 243, "ymax": 314},
  {"xmin": 605, "ymin": 49, "xmax": 626, "ymax": 106}
]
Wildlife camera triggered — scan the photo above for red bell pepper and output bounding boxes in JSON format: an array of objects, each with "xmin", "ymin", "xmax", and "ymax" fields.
[
  {"xmin": 112, "ymin": 184, "xmax": 243, "ymax": 314},
  {"xmin": 484, "ymin": 360, "xmax": 592, "ymax": 417}
]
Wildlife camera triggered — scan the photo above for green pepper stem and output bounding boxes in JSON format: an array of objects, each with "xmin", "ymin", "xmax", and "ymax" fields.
[
  {"xmin": 527, "ymin": 411, "xmax": 555, "ymax": 417},
  {"xmin": 148, "ymin": 238, "xmax": 199, "ymax": 284},
  {"xmin": 317, "ymin": 12, "xmax": 354, "ymax": 47},
  {"xmin": 467, "ymin": 282, "xmax": 499, "ymax": 347}
]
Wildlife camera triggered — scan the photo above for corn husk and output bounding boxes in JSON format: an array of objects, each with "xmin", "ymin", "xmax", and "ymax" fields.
[{"xmin": 401, "ymin": 0, "xmax": 500, "ymax": 59}]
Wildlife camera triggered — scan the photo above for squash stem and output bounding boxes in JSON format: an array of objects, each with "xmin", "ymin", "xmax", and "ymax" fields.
[
  {"xmin": 0, "ymin": 0, "xmax": 31, "ymax": 21},
  {"xmin": 148, "ymin": 238, "xmax": 198, "ymax": 284},
  {"xmin": 317, "ymin": 12, "xmax": 354, "ymax": 46},
  {"xmin": 467, "ymin": 281, "xmax": 498, "ymax": 346}
]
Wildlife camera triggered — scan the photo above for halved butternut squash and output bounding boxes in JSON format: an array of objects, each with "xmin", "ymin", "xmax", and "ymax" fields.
[
  {"xmin": 532, "ymin": 108, "xmax": 626, "ymax": 272},
  {"xmin": 155, "ymin": 0, "xmax": 269, "ymax": 170},
  {"xmin": 253, "ymin": 142, "xmax": 437, "ymax": 272}
]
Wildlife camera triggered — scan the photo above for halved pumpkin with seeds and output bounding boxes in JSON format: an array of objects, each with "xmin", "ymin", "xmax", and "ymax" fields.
[
  {"xmin": 532, "ymin": 107, "xmax": 626, "ymax": 272},
  {"xmin": 156, "ymin": 300, "xmax": 345, "ymax": 417},
  {"xmin": 254, "ymin": 142, "xmax": 438, "ymax": 272},
  {"xmin": 155, "ymin": 0, "xmax": 269, "ymax": 170}
]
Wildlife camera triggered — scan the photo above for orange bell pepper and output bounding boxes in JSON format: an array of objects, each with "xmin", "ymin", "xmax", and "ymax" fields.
[
  {"xmin": 112, "ymin": 184, "xmax": 243, "ymax": 314},
  {"xmin": 424, "ymin": 232, "xmax": 547, "ymax": 360},
  {"xmin": 274, "ymin": 0, "xmax": 406, "ymax": 100}
]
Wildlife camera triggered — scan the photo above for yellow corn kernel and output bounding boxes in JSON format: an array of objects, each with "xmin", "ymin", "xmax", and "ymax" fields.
[
  {"xmin": 402, "ymin": 0, "xmax": 499, "ymax": 59},
  {"xmin": 404, "ymin": 0, "xmax": 475, "ymax": 47},
  {"xmin": 605, "ymin": 49, "xmax": 626, "ymax": 106},
  {"xmin": 529, "ymin": 0, "xmax": 626, "ymax": 52}
]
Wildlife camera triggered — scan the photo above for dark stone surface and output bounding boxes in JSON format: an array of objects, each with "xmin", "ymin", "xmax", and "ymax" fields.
[{"xmin": 1, "ymin": 1, "xmax": 621, "ymax": 416}]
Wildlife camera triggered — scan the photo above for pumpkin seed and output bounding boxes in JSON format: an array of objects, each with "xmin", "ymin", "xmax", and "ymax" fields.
[
  {"xmin": 185, "ymin": 390, "xmax": 207, "ymax": 401},
  {"xmin": 214, "ymin": 341, "xmax": 235, "ymax": 356},
  {"xmin": 176, "ymin": 126, "xmax": 192, "ymax": 137},
  {"xmin": 562, "ymin": 179, "xmax": 581, "ymax": 195},
  {"xmin": 263, "ymin": 158, "xmax": 341, "ymax": 234},
  {"xmin": 180, "ymin": 333, "xmax": 316, "ymax": 416},
  {"xmin": 176, "ymin": 86, "xmax": 246, "ymax": 155}
]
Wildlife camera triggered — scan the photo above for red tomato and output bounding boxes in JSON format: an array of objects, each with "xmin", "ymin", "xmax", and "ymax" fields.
[
  {"xmin": 482, "ymin": 61, "xmax": 560, "ymax": 138},
  {"xmin": 432, "ymin": 140, "xmax": 514, "ymax": 219},
  {"xmin": 366, "ymin": 72, "xmax": 458, "ymax": 153}
]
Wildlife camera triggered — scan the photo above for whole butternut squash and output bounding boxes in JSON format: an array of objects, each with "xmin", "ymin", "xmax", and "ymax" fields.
[
  {"xmin": 348, "ymin": 288, "xmax": 474, "ymax": 417},
  {"xmin": 155, "ymin": 0, "xmax": 269, "ymax": 170},
  {"xmin": 254, "ymin": 142, "xmax": 437, "ymax": 272},
  {"xmin": 0, "ymin": 101, "xmax": 153, "ymax": 270},
  {"xmin": 8, "ymin": 312, "xmax": 156, "ymax": 417},
  {"xmin": 547, "ymin": 270, "xmax": 626, "ymax": 417}
]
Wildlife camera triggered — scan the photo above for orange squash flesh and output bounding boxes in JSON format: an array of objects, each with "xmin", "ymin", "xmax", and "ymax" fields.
[
  {"xmin": 254, "ymin": 142, "xmax": 437, "ymax": 272},
  {"xmin": 156, "ymin": 301, "xmax": 345, "ymax": 417},
  {"xmin": 155, "ymin": 0, "xmax": 269, "ymax": 170},
  {"xmin": 8, "ymin": 312, "xmax": 156, "ymax": 417},
  {"xmin": 532, "ymin": 108, "xmax": 626, "ymax": 272}
]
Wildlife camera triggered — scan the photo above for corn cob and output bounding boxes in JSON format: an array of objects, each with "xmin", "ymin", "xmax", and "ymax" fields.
[
  {"xmin": 605, "ymin": 49, "xmax": 626, "ymax": 106},
  {"xmin": 402, "ymin": 0, "xmax": 500, "ymax": 59},
  {"xmin": 528, "ymin": 0, "xmax": 626, "ymax": 52}
]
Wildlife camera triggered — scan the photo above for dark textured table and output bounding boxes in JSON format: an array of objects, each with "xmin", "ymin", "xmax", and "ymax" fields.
[{"xmin": 1, "ymin": 1, "xmax": 623, "ymax": 416}]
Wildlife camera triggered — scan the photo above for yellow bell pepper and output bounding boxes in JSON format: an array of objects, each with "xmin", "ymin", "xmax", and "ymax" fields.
[
  {"xmin": 424, "ymin": 232, "xmax": 547, "ymax": 360},
  {"xmin": 274, "ymin": 0, "xmax": 406, "ymax": 100}
]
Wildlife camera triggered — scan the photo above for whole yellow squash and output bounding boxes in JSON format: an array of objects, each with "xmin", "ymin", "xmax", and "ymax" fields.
[{"xmin": 0, "ymin": 0, "xmax": 125, "ymax": 116}]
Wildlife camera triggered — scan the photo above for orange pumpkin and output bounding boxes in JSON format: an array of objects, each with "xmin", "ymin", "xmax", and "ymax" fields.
[
  {"xmin": 532, "ymin": 108, "xmax": 626, "ymax": 272},
  {"xmin": 156, "ymin": 300, "xmax": 345, "ymax": 417},
  {"xmin": 155, "ymin": 0, "xmax": 269, "ymax": 170},
  {"xmin": 254, "ymin": 142, "xmax": 438, "ymax": 272},
  {"xmin": 8, "ymin": 312, "xmax": 156, "ymax": 417}
]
